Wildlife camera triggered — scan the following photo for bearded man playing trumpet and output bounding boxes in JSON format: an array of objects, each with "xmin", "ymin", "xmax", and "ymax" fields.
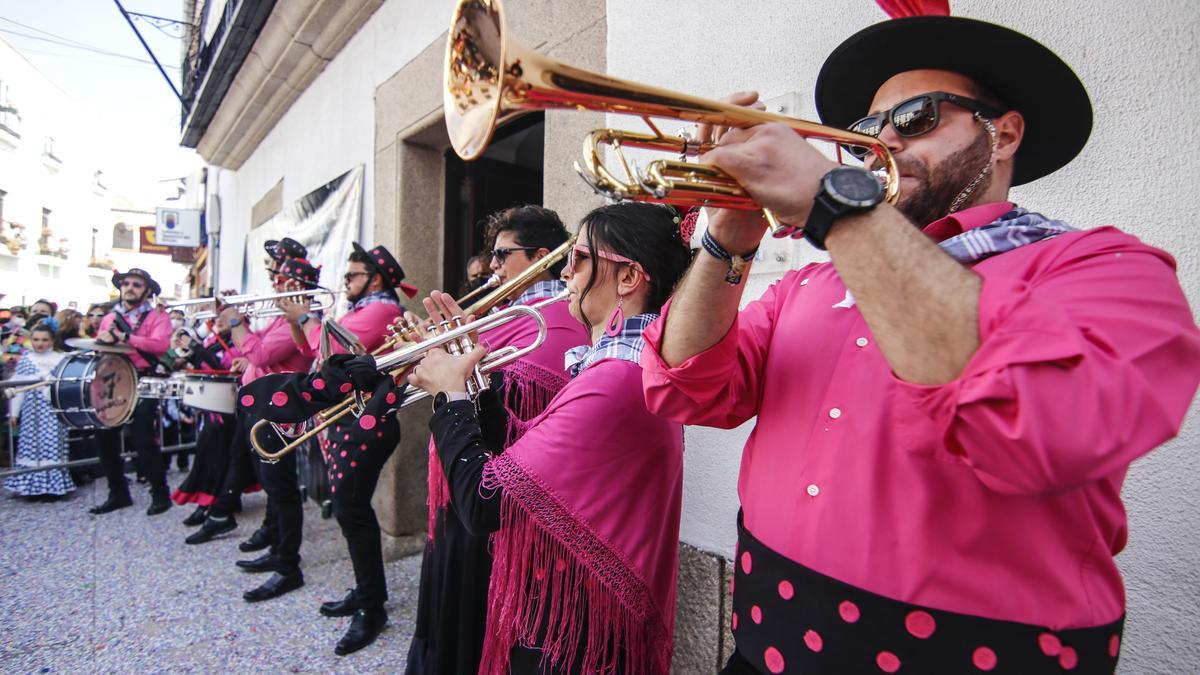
[{"xmin": 639, "ymin": 14, "xmax": 1200, "ymax": 675}]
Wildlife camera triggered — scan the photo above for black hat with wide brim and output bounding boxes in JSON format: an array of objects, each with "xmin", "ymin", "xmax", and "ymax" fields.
[
  {"xmin": 111, "ymin": 268, "xmax": 162, "ymax": 296},
  {"xmin": 815, "ymin": 16, "xmax": 1091, "ymax": 186},
  {"xmin": 351, "ymin": 242, "xmax": 418, "ymax": 298}
]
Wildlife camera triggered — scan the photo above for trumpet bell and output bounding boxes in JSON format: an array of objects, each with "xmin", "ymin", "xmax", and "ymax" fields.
[{"xmin": 445, "ymin": 0, "xmax": 900, "ymax": 231}]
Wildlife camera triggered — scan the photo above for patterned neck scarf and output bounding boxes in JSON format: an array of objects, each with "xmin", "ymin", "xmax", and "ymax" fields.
[
  {"xmin": 938, "ymin": 206, "xmax": 1076, "ymax": 265},
  {"xmin": 565, "ymin": 312, "xmax": 658, "ymax": 379},
  {"xmin": 352, "ymin": 289, "xmax": 402, "ymax": 311},
  {"xmin": 113, "ymin": 300, "xmax": 153, "ymax": 331}
]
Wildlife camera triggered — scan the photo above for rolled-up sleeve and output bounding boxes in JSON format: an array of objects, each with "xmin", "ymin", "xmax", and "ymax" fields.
[
  {"xmin": 896, "ymin": 232, "xmax": 1200, "ymax": 495},
  {"xmin": 641, "ymin": 277, "xmax": 785, "ymax": 429}
]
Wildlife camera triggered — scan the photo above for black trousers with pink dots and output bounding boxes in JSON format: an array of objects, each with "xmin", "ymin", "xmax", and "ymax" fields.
[{"xmin": 323, "ymin": 414, "xmax": 401, "ymax": 609}]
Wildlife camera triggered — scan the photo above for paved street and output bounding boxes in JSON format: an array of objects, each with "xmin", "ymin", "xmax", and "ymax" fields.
[{"xmin": 0, "ymin": 471, "xmax": 422, "ymax": 673}]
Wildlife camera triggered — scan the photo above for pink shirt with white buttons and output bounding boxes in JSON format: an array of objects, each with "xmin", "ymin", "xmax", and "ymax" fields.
[{"xmin": 641, "ymin": 201, "xmax": 1200, "ymax": 629}]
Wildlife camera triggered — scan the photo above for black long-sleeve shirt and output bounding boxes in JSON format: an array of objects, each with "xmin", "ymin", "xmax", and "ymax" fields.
[{"xmin": 429, "ymin": 386, "xmax": 510, "ymax": 535}]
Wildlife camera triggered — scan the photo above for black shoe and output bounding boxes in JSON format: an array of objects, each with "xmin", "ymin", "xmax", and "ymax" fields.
[
  {"xmin": 335, "ymin": 608, "xmax": 387, "ymax": 656},
  {"xmin": 88, "ymin": 497, "xmax": 133, "ymax": 515},
  {"xmin": 243, "ymin": 571, "xmax": 304, "ymax": 603},
  {"xmin": 182, "ymin": 506, "xmax": 208, "ymax": 527},
  {"xmin": 236, "ymin": 552, "xmax": 280, "ymax": 573},
  {"xmin": 146, "ymin": 497, "xmax": 172, "ymax": 516},
  {"xmin": 238, "ymin": 526, "xmax": 275, "ymax": 553},
  {"xmin": 185, "ymin": 516, "xmax": 237, "ymax": 545},
  {"xmin": 320, "ymin": 590, "xmax": 363, "ymax": 618}
]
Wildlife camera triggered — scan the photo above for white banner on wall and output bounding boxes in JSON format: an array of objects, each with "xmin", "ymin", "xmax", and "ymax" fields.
[{"xmin": 241, "ymin": 165, "xmax": 363, "ymax": 316}]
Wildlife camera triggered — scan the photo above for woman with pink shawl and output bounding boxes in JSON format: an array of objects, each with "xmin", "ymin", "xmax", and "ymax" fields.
[{"xmin": 409, "ymin": 202, "xmax": 693, "ymax": 674}]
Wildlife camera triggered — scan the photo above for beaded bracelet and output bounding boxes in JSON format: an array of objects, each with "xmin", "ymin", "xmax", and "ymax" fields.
[{"xmin": 701, "ymin": 229, "xmax": 758, "ymax": 285}]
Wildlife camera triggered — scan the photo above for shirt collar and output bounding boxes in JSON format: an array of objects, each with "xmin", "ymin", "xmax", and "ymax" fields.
[
  {"xmin": 565, "ymin": 312, "xmax": 658, "ymax": 378},
  {"xmin": 513, "ymin": 279, "xmax": 567, "ymax": 307},
  {"xmin": 352, "ymin": 290, "xmax": 402, "ymax": 311},
  {"xmin": 922, "ymin": 201, "xmax": 1015, "ymax": 243}
]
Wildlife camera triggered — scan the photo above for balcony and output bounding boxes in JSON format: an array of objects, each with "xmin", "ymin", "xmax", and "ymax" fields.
[
  {"xmin": 0, "ymin": 104, "xmax": 19, "ymax": 150},
  {"xmin": 179, "ymin": 0, "xmax": 382, "ymax": 168},
  {"xmin": 180, "ymin": 0, "xmax": 278, "ymax": 150}
]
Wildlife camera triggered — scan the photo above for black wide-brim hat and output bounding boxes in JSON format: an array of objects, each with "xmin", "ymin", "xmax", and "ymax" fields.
[
  {"xmin": 352, "ymin": 242, "xmax": 418, "ymax": 298},
  {"xmin": 264, "ymin": 237, "xmax": 308, "ymax": 263},
  {"xmin": 111, "ymin": 268, "xmax": 162, "ymax": 296},
  {"xmin": 276, "ymin": 258, "xmax": 321, "ymax": 290},
  {"xmin": 815, "ymin": 16, "xmax": 1092, "ymax": 186}
]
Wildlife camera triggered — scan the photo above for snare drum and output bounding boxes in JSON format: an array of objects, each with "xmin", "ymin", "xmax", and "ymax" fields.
[
  {"xmin": 182, "ymin": 370, "xmax": 239, "ymax": 414},
  {"xmin": 137, "ymin": 373, "xmax": 186, "ymax": 400},
  {"xmin": 50, "ymin": 352, "xmax": 139, "ymax": 429}
]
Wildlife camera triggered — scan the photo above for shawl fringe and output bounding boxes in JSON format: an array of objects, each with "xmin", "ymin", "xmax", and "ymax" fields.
[
  {"xmin": 478, "ymin": 453, "xmax": 672, "ymax": 675},
  {"xmin": 427, "ymin": 360, "xmax": 567, "ymax": 541}
]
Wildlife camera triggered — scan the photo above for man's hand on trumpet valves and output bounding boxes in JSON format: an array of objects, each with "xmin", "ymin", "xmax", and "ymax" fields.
[{"xmin": 701, "ymin": 122, "xmax": 838, "ymax": 245}]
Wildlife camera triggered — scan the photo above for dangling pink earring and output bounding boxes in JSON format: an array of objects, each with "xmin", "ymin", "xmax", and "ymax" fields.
[{"xmin": 604, "ymin": 296, "xmax": 625, "ymax": 337}]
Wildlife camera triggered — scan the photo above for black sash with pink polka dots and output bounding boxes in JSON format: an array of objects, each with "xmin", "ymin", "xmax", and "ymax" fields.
[{"xmin": 725, "ymin": 512, "xmax": 1122, "ymax": 674}]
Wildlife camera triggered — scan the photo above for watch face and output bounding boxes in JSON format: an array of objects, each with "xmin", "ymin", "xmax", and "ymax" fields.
[{"xmin": 827, "ymin": 168, "xmax": 884, "ymax": 207}]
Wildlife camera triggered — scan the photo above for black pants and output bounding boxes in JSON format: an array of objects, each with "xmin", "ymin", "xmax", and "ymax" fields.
[
  {"xmin": 96, "ymin": 398, "xmax": 166, "ymax": 501},
  {"xmin": 257, "ymin": 445, "xmax": 302, "ymax": 572},
  {"xmin": 209, "ymin": 411, "xmax": 258, "ymax": 519},
  {"xmin": 328, "ymin": 416, "xmax": 400, "ymax": 608}
]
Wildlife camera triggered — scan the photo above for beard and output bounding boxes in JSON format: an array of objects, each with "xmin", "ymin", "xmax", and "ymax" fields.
[
  {"xmin": 893, "ymin": 127, "xmax": 993, "ymax": 227},
  {"xmin": 345, "ymin": 285, "xmax": 365, "ymax": 304}
]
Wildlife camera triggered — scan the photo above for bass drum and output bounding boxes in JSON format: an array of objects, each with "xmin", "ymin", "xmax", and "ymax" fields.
[{"xmin": 50, "ymin": 352, "xmax": 140, "ymax": 429}]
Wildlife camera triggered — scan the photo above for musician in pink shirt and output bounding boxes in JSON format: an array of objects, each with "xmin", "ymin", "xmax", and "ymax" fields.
[
  {"xmin": 89, "ymin": 268, "xmax": 175, "ymax": 517},
  {"xmin": 641, "ymin": 16, "xmax": 1200, "ymax": 675}
]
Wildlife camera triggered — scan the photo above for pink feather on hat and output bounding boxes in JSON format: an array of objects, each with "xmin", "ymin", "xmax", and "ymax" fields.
[{"xmin": 875, "ymin": 0, "xmax": 949, "ymax": 18}]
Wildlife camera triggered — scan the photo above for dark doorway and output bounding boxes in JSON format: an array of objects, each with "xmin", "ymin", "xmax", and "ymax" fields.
[{"xmin": 443, "ymin": 113, "xmax": 544, "ymax": 294}]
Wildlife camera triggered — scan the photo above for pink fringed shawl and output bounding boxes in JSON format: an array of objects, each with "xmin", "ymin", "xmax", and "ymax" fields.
[
  {"xmin": 427, "ymin": 298, "xmax": 588, "ymax": 538},
  {"xmin": 479, "ymin": 359, "xmax": 684, "ymax": 675}
]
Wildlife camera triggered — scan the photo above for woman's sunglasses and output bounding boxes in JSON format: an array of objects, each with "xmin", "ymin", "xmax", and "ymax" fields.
[
  {"xmin": 842, "ymin": 91, "xmax": 1007, "ymax": 159},
  {"xmin": 564, "ymin": 244, "xmax": 651, "ymax": 281}
]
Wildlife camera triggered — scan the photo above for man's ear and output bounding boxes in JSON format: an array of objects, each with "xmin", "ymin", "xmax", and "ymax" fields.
[{"xmin": 992, "ymin": 110, "xmax": 1024, "ymax": 163}]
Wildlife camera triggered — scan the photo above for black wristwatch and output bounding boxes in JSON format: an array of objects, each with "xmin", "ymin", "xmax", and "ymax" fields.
[
  {"xmin": 432, "ymin": 391, "xmax": 450, "ymax": 412},
  {"xmin": 803, "ymin": 167, "xmax": 885, "ymax": 250},
  {"xmin": 297, "ymin": 312, "xmax": 312, "ymax": 327},
  {"xmin": 228, "ymin": 317, "xmax": 243, "ymax": 328}
]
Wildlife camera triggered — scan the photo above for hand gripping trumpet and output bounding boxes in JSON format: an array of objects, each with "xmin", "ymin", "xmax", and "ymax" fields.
[
  {"xmin": 250, "ymin": 292, "xmax": 565, "ymax": 462},
  {"xmin": 445, "ymin": 0, "xmax": 900, "ymax": 238}
]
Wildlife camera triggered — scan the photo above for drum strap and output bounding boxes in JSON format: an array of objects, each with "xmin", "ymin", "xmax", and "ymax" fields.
[{"xmin": 112, "ymin": 312, "xmax": 163, "ymax": 373}]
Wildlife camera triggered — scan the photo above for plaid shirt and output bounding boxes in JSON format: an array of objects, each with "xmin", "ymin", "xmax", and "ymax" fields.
[
  {"xmin": 565, "ymin": 312, "xmax": 658, "ymax": 379},
  {"xmin": 513, "ymin": 280, "xmax": 567, "ymax": 307}
]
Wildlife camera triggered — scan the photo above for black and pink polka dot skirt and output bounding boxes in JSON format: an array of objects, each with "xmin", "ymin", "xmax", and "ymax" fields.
[{"xmin": 722, "ymin": 512, "xmax": 1123, "ymax": 674}]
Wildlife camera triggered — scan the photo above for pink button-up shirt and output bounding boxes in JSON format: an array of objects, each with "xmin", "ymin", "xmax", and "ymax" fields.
[
  {"xmin": 301, "ymin": 301, "xmax": 403, "ymax": 357},
  {"xmin": 238, "ymin": 316, "xmax": 313, "ymax": 385},
  {"xmin": 98, "ymin": 306, "xmax": 172, "ymax": 371},
  {"xmin": 642, "ymin": 202, "xmax": 1200, "ymax": 629}
]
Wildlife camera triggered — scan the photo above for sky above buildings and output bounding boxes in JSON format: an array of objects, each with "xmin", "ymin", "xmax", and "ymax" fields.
[{"xmin": 0, "ymin": 0, "xmax": 199, "ymax": 205}]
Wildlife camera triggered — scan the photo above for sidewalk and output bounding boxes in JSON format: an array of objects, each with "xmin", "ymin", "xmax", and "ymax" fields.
[{"xmin": 0, "ymin": 473, "xmax": 421, "ymax": 672}]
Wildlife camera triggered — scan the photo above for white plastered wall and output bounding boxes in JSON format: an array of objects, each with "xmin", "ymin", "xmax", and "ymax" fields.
[
  {"xmin": 213, "ymin": 0, "xmax": 457, "ymax": 289},
  {"xmin": 607, "ymin": 1, "xmax": 1200, "ymax": 672}
]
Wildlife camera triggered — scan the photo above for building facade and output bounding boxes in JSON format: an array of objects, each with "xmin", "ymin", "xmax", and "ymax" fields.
[
  {"xmin": 183, "ymin": 1, "xmax": 1200, "ymax": 671},
  {"xmin": 0, "ymin": 38, "xmax": 191, "ymax": 308}
]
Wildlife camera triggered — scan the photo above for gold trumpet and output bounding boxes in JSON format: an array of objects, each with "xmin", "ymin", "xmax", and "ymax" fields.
[
  {"xmin": 249, "ymin": 240, "xmax": 573, "ymax": 462},
  {"xmin": 250, "ymin": 292, "xmax": 564, "ymax": 462},
  {"xmin": 445, "ymin": 0, "xmax": 899, "ymax": 238}
]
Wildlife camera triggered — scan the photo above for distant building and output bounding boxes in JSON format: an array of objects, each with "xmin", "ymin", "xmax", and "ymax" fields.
[{"xmin": 0, "ymin": 37, "xmax": 189, "ymax": 307}]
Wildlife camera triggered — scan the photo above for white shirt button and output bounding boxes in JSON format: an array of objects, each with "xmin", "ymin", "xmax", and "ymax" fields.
[
  {"xmin": 828, "ymin": 407, "xmax": 842, "ymax": 419},
  {"xmin": 800, "ymin": 278, "xmax": 809, "ymax": 286},
  {"xmin": 855, "ymin": 337, "xmax": 869, "ymax": 348},
  {"xmin": 806, "ymin": 484, "xmax": 820, "ymax": 497}
]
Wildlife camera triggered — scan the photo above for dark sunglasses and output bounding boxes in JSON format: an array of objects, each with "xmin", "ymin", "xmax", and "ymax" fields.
[
  {"xmin": 87, "ymin": 313, "xmax": 105, "ymax": 319},
  {"xmin": 344, "ymin": 271, "xmax": 371, "ymax": 283},
  {"xmin": 492, "ymin": 246, "xmax": 539, "ymax": 263},
  {"xmin": 843, "ymin": 91, "xmax": 1007, "ymax": 159}
]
